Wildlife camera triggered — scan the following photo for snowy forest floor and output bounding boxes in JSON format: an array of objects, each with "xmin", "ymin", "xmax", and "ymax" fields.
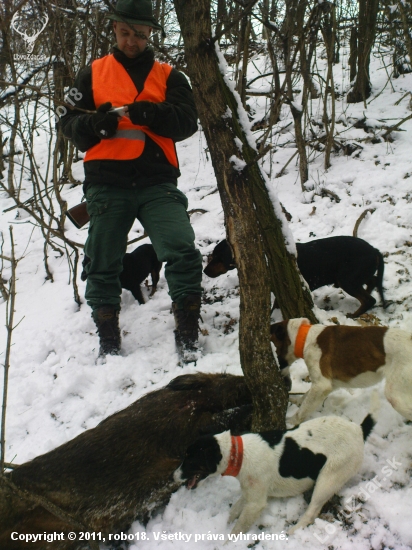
[{"xmin": 1, "ymin": 47, "xmax": 412, "ymax": 550}]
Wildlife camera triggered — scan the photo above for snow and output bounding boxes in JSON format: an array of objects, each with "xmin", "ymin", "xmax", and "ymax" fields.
[
  {"xmin": 214, "ymin": 42, "xmax": 257, "ymax": 151},
  {"xmin": 291, "ymin": 101, "xmax": 303, "ymax": 112},
  {"xmin": 229, "ymin": 154, "xmax": 247, "ymax": 171},
  {"xmin": 1, "ymin": 42, "xmax": 412, "ymax": 549}
]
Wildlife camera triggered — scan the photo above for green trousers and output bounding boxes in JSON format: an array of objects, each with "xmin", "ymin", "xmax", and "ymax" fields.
[{"xmin": 84, "ymin": 183, "xmax": 203, "ymax": 311}]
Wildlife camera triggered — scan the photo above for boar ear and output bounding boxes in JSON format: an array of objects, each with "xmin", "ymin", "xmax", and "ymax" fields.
[
  {"xmin": 270, "ymin": 321, "xmax": 288, "ymax": 341},
  {"xmin": 168, "ymin": 373, "xmax": 211, "ymax": 391}
]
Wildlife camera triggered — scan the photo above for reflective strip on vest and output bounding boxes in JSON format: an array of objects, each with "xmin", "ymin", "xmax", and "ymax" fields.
[
  {"xmin": 84, "ymin": 55, "xmax": 178, "ymax": 167},
  {"xmin": 115, "ymin": 129, "xmax": 146, "ymax": 141}
]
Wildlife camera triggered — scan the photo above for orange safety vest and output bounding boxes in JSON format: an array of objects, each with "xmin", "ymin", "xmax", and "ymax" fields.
[{"xmin": 84, "ymin": 55, "xmax": 178, "ymax": 168}]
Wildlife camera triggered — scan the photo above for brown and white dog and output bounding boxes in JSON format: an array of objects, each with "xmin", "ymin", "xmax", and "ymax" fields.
[
  {"xmin": 174, "ymin": 403, "xmax": 377, "ymax": 535},
  {"xmin": 270, "ymin": 318, "xmax": 412, "ymax": 426}
]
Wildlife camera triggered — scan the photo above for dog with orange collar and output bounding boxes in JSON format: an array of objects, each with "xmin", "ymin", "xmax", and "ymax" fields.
[
  {"xmin": 174, "ymin": 402, "xmax": 378, "ymax": 535},
  {"xmin": 270, "ymin": 318, "xmax": 412, "ymax": 426}
]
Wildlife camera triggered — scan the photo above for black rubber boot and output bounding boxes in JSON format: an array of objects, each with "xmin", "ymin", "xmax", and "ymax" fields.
[
  {"xmin": 172, "ymin": 295, "xmax": 201, "ymax": 364},
  {"xmin": 92, "ymin": 306, "xmax": 121, "ymax": 358}
]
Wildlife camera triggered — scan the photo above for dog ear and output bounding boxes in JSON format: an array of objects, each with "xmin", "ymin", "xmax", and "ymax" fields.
[
  {"xmin": 205, "ymin": 404, "xmax": 253, "ymax": 435},
  {"xmin": 216, "ymin": 240, "xmax": 236, "ymax": 270},
  {"xmin": 270, "ymin": 321, "xmax": 288, "ymax": 342}
]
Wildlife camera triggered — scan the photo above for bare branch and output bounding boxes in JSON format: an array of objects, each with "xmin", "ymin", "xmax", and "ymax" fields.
[{"xmin": 353, "ymin": 208, "xmax": 376, "ymax": 237}]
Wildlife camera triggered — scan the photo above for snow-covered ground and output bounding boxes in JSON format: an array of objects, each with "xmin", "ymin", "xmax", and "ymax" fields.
[{"xmin": 1, "ymin": 45, "xmax": 411, "ymax": 549}]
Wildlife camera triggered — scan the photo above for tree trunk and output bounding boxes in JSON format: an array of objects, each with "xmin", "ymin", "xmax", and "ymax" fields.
[
  {"xmin": 396, "ymin": 0, "xmax": 412, "ymax": 75},
  {"xmin": 347, "ymin": 0, "xmax": 379, "ymax": 103},
  {"xmin": 349, "ymin": 25, "xmax": 358, "ymax": 83},
  {"xmin": 283, "ymin": 0, "xmax": 309, "ymax": 188},
  {"xmin": 236, "ymin": 15, "xmax": 251, "ymax": 107},
  {"xmin": 173, "ymin": 0, "xmax": 317, "ymax": 431},
  {"xmin": 153, "ymin": 0, "xmax": 162, "ymax": 47},
  {"xmin": 215, "ymin": 0, "xmax": 227, "ymax": 40},
  {"xmin": 322, "ymin": 3, "xmax": 336, "ymax": 170}
]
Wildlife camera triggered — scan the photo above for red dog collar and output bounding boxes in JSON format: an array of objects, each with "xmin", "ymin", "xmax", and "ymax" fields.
[
  {"xmin": 294, "ymin": 323, "xmax": 312, "ymax": 359},
  {"xmin": 222, "ymin": 436, "xmax": 243, "ymax": 477}
]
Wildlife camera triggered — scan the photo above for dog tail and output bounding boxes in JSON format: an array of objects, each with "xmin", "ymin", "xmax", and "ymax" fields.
[
  {"xmin": 361, "ymin": 390, "xmax": 380, "ymax": 441},
  {"xmin": 375, "ymin": 251, "xmax": 387, "ymax": 307}
]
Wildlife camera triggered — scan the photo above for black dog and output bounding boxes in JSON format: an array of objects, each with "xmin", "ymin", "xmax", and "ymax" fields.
[
  {"xmin": 204, "ymin": 237, "xmax": 386, "ymax": 317},
  {"xmin": 81, "ymin": 243, "xmax": 162, "ymax": 304}
]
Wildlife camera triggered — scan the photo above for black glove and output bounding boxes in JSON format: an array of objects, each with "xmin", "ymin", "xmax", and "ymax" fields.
[
  {"xmin": 91, "ymin": 102, "xmax": 119, "ymax": 139},
  {"xmin": 125, "ymin": 101, "xmax": 155, "ymax": 126}
]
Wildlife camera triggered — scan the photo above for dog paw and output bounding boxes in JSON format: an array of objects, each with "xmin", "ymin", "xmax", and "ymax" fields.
[
  {"xmin": 95, "ymin": 354, "xmax": 107, "ymax": 366},
  {"xmin": 288, "ymin": 394, "xmax": 305, "ymax": 406},
  {"xmin": 287, "ymin": 524, "xmax": 298, "ymax": 535},
  {"xmin": 346, "ymin": 312, "xmax": 357, "ymax": 319},
  {"xmin": 228, "ymin": 498, "xmax": 243, "ymax": 523},
  {"xmin": 383, "ymin": 300, "xmax": 395, "ymax": 312},
  {"xmin": 228, "ymin": 510, "xmax": 239, "ymax": 524},
  {"xmin": 286, "ymin": 413, "xmax": 300, "ymax": 427}
]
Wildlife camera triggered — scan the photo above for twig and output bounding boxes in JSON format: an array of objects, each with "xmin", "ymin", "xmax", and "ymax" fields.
[
  {"xmin": 3, "ymin": 184, "xmax": 60, "ymax": 213},
  {"xmin": 246, "ymin": 144, "xmax": 272, "ymax": 167},
  {"xmin": 3, "ymin": 461, "xmax": 19, "ymax": 469},
  {"xmin": 126, "ymin": 232, "xmax": 148, "ymax": 246},
  {"xmin": 0, "ymin": 181, "xmax": 83, "ymax": 249},
  {"xmin": 0, "ymin": 254, "xmax": 12, "ymax": 262},
  {"xmin": 188, "ymin": 208, "xmax": 208, "ymax": 215},
  {"xmin": 1, "ymin": 227, "xmax": 17, "ymax": 473},
  {"xmin": 394, "ymin": 91, "xmax": 412, "ymax": 106},
  {"xmin": 0, "ymin": 239, "xmax": 11, "ymax": 302},
  {"xmin": 0, "ymin": 476, "xmax": 99, "ymax": 550},
  {"xmin": 381, "ymin": 113, "xmax": 412, "ymax": 140},
  {"xmin": 0, "ymin": 79, "xmax": 95, "ymax": 114},
  {"xmin": 1, "ymin": 151, "xmax": 23, "ymax": 159},
  {"xmin": 275, "ymin": 150, "xmax": 299, "ymax": 178},
  {"xmin": 212, "ymin": 0, "xmax": 260, "ymax": 44},
  {"xmin": 353, "ymin": 208, "xmax": 375, "ymax": 237},
  {"xmin": 319, "ymin": 188, "xmax": 341, "ymax": 203}
]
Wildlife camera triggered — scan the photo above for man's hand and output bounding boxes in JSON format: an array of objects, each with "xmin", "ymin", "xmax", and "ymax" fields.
[
  {"xmin": 125, "ymin": 101, "xmax": 154, "ymax": 126},
  {"xmin": 91, "ymin": 102, "xmax": 119, "ymax": 138}
]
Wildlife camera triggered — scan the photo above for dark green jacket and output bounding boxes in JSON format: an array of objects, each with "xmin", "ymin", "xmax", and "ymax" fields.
[{"xmin": 60, "ymin": 47, "xmax": 198, "ymax": 189}]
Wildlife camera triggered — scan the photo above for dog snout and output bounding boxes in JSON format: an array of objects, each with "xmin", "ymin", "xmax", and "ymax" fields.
[
  {"xmin": 203, "ymin": 260, "xmax": 228, "ymax": 278},
  {"xmin": 282, "ymin": 374, "xmax": 292, "ymax": 392},
  {"xmin": 278, "ymin": 357, "xmax": 289, "ymax": 370}
]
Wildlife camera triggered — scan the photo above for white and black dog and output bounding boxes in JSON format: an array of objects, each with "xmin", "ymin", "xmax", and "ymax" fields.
[
  {"xmin": 174, "ymin": 402, "xmax": 377, "ymax": 535},
  {"xmin": 270, "ymin": 318, "xmax": 412, "ymax": 426}
]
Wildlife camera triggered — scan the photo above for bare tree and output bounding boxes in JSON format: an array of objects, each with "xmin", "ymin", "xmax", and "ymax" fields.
[
  {"xmin": 1, "ymin": 227, "xmax": 18, "ymax": 474},
  {"xmin": 173, "ymin": 0, "xmax": 317, "ymax": 431},
  {"xmin": 347, "ymin": 0, "xmax": 379, "ymax": 103}
]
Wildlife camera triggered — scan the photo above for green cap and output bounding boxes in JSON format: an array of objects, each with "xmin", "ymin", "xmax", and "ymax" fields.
[{"xmin": 107, "ymin": 0, "xmax": 163, "ymax": 31}]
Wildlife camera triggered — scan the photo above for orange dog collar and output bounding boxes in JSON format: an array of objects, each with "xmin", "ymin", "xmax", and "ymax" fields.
[
  {"xmin": 294, "ymin": 323, "xmax": 312, "ymax": 359},
  {"xmin": 222, "ymin": 436, "xmax": 243, "ymax": 477}
]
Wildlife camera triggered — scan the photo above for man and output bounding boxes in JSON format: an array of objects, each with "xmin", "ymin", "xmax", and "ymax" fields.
[{"xmin": 61, "ymin": 0, "xmax": 202, "ymax": 363}]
